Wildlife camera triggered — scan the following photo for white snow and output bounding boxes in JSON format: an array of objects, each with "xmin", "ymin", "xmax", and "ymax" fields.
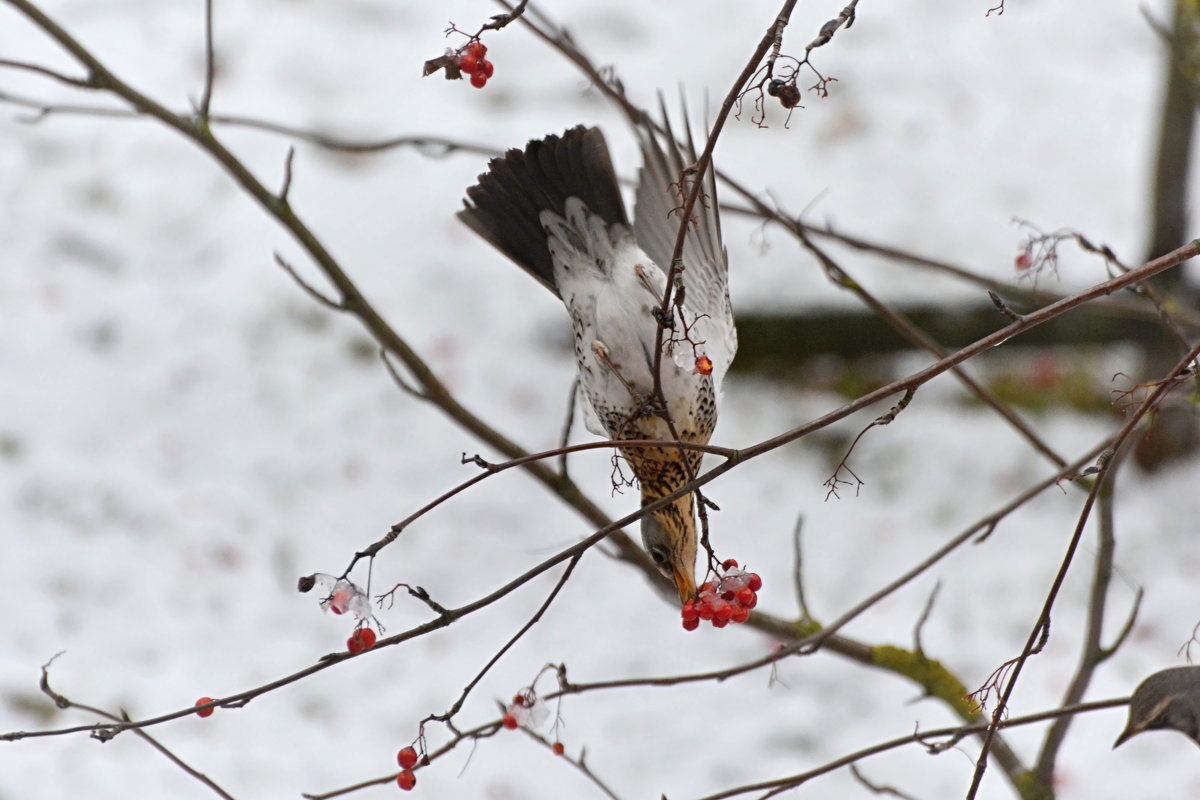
[{"xmin": 2, "ymin": 1, "xmax": 1198, "ymax": 798}]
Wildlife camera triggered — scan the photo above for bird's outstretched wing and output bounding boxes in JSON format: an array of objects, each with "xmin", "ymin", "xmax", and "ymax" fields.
[{"xmin": 633, "ymin": 103, "xmax": 737, "ymax": 390}]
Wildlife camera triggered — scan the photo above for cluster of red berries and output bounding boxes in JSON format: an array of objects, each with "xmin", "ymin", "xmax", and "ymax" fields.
[
  {"xmin": 458, "ymin": 41, "xmax": 494, "ymax": 89},
  {"xmin": 681, "ymin": 559, "xmax": 762, "ymax": 631},
  {"xmin": 346, "ymin": 626, "xmax": 377, "ymax": 654},
  {"xmin": 396, "ymin": 746, "xmax": 419, "ymax": 791}
]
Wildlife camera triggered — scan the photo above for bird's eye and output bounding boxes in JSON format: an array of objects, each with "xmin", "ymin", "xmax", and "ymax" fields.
[{"xmin": 649, "ymin": 545, "xmax": 669, "ymax": 565}]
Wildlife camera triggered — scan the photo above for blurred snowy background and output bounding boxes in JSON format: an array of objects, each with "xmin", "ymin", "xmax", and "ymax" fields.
[{"xmin": 2, "ymin": 1, "xmax": 1199, "ymax": 798}]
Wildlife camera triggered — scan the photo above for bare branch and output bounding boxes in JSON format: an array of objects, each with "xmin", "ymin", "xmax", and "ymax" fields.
[
  {"xmin": 912, "ymin": 581, "xmax": 941, "ymax": 658},
  {"xmin": 967, "ymin": 338, "xmax": 1200, "ymax": 797},
  {"xmin": 273, "ymin": 253, "xmax": 345, "ymax": 311},
  {"xmin": 279, "ymin": 145, "xmax": 295, "ymax": 204},
  {"xmin": 792, "ymin": 514, "xmax": 812, "ymax": 621},
  {"xmin": 0, "ymin": 55, "xmax": 93, "ymax": 87},
  {"xmin": 425, "ymin": 555, "xmax": 580, "ymax": 725},
  {"xmin": 197, "ymin": 0, "xmax": 215, "ymax": 119},
  {"xmin": 36, "ymin": 656, "xmax": 237, "ymax": 800},
  {"xmin": 695, "ymin": 698, "xmax": 1127, "ymax": 800}
]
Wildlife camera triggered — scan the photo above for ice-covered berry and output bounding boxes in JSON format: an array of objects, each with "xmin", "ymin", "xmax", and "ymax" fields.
[
  {"xmin": 502, "ymin": 712, "xmax": 519, "ymax": 730},
  {"xmin": 680, "ymin": 560, "xmax": 763, "ymax": 631}
]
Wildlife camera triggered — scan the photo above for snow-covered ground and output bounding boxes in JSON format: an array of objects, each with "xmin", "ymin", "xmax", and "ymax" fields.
[{"xmin": 3, "ymin": 1, "xmax": 1199, "ymax": 798}]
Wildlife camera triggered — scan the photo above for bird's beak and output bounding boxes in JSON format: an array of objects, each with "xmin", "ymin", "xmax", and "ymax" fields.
[
  {"xmin": 1112, "ymin": 726, "xmax": 1135, "ymax": 749},
  {"xmin": 672, "ymin": 563, "xmax": 697, "ymax": 603}
]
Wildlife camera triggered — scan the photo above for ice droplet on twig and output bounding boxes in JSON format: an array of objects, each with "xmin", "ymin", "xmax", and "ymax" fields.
[
  {"xmin": 507, "ymin": 690, "xmax": 550, "ymax": 728},
  {"xmin": 308, "ymin": 573, "xmax": 371, "ymax": 619}
]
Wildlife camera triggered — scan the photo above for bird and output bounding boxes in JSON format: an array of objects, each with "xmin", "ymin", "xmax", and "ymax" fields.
[
  {"xmin": 458, "ymin": 112, "xmax": 737, "ymax": 603},
  {"xmin": 1114, "ymin": 666, "xmax": 1200, "ymax": 748}
]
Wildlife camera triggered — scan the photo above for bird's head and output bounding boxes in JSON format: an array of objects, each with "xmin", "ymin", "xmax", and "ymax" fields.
[{"xmin": 640, "ymin": 500, "xmax": 698, "ymax": 603}]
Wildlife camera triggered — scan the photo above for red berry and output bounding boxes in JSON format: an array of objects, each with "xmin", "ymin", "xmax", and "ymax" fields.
[
  {"xmin": 552, "ymin": 741, "xmax": 565, "ymax": 756},
  {"xmin": 480, "ymin": 59, "xmax": 494, "ymax": 78},
  {"xmin": 397, "ymin": 746, "xmax": 419, "ymax": 770},
  {"xmin": 502, "ymin": 712, "xmax": 519, "ymax": 730},
  {"xmin": 697, "ymin": 602, "xmax": 715, "ymax": 621},
  {"xmin": 695, "ymin": 355, "xmax": 714, "ymax": 376},
  {"xmin": 722, "ymin": 590, "xmax": 735, "ymax": 602},
  {"xmin": 330, "ymin": 605, "xmax": 344, "ymax": 615},
  {"xmin": 1015, "ymin": 253, "xmax": 1032, "ymax": 270},
  {"xmin": 512, "ymin": 693, "xmax": 527, "ymax": 707},
  {"xmin": 397, "ymin": 769, "xmax": 416, "ymax": 791},
  {"xmin": 359, "ymin": 627, "xmax": 377, "ymax": 649},
  {"xmin": 194, "ymin": 697, "xmax": 215, "ymax": 718},
  {"xmin": 681, "ymin": 601, "xmax": 699, "ymax": 622},
  {"xmin": 736, "ymin": 587, "xmax": 756, "ymax": 607},
  {"xmin": 747, "ymin": 573, "xmax": 763, "ymax": 592},
  {"xmin": 699, "ymin": 581, "xmax": 717, "ymax": 594},
  {"xmin": 470, "ymin": 71, "xmax": 488, "ymax": 89},
  {"xmin": 459, "ymin": 54, "xmax": 480, "ymax": 74},
  {"xmin": 347, "ymin": 632, "xmax": 367, "ymax": 654},
  {"xmin": 721, "ymin": 558, "xmax": 738, "ymax": 570},
  {"xmin": 466, "ymin": 41, "xmax": 486, "ymax": 59},
  {"xmin": 712, "ymin": 616, "xmax": 728, "ymax": 629},
  {"xmin": 731, "ymin": 606, "xmax": 750, "ymax": 623},
  {"xmin": 682, "ymin": 616, "xmax": 700, "ymax": 631},
  {"xmin": 714, "ymin": 602, "xmax": 733, "ymax": 622}
]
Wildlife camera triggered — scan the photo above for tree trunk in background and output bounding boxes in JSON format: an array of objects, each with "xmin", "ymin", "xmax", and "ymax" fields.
[{"xmin": 1135, "ymin": 0, "xmax": 1200, "ymax": 472}]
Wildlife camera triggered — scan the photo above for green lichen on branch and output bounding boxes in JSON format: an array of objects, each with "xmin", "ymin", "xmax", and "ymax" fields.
[
  {"xmin": 794, "ymin": 617, "xmax": 823, "ymax": 638},
  {"xmin": 870, "ymin": 644, "xmax": 981, "ymax": 720},
  {"xmin": 1012, "ymin": 770, "xmax": 1055, "ymax": 800}
]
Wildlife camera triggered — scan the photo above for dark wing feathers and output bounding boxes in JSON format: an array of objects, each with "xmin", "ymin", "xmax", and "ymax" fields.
[{"xmin": 459, "ymin": 126, "xmax": 627, "ymax": 296}]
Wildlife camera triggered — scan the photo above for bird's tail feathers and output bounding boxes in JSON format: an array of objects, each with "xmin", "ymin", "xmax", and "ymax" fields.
[{"xmin": 458, "ymin": 126, "xmax": 628, "ymax": 296}]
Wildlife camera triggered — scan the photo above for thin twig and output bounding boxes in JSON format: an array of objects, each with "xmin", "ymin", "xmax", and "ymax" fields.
[
  {"xmin": 967, "ymin": 338, "xmax": 1200, "ymax": 798},
  {"xmin": 279, "ymin": 145, "xmax": 295, "ymax": 204},
  {"xmin": 912, "ymin": 581, "xmax": 941, "ymax": 657},
  {"xmin": 557, "ymin": 378, "xmax": 579, "ymax": 479},
  {"xmin": 425, "ymin": 555, "xmax": 580, "ymax": 724},
  {"xmin": 273, "ymin": 253, "xmax": 345, "ymax": 310},
  {"xmin": 849, "ymin": 764, "xmax": 921, "ymax": 800},
  {"xmin": 694, "ymin": 697, "xmax": 1128, "ymax": 800},
  {"xmin": 37, "ymin": 656, "xmax": 237, "ymax": 800},
  {"xmin": 792, "ymin": 514, "xmax": 811, "ymax": 621},
  {"xmin": 1032, "ymin": 447, "xmax": 1136, "ymax": 783},
  {"xmin": 197, "ymin": 0, "xmax": 215, "ymax": 119},
  {"xmin": 379, "ymin": 348, "xmax": 428, "ymax": 399},
  {"xmin": 0, "ymin": 55, "xmax": 92, "ymax": 86}
]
